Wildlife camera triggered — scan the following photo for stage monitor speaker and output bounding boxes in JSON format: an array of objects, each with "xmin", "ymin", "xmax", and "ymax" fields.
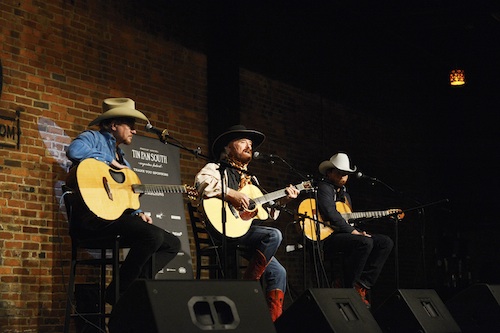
[
  {"xmin": 274, "ymin": 288, "xmax": 382, "ymax": 333},
  {"xmin": 374, "ymin": 289, "xmax": 461, "ymax": 333},
  {"xmin": 446, "ymin": 283, "xmax": 500, "ymax": 333},
  {"xmin": 108, "ymin": 279, "xmax": 276, "ymax": 333}
]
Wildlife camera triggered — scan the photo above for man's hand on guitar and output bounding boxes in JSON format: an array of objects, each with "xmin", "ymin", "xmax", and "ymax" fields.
[
  {"xmin": 110, "ymin": 159, "xmax": 129, "ymax": 170},
  {"xmin": 284, "ymin": 184, "xmax": 300, "ymax": 201},
  {"xmin": 226, "ymin": 188, "xmax": 250, "ymax": 210}
]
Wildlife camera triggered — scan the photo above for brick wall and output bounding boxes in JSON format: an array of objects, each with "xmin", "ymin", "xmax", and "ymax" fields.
[
  {"xmin": 0, "ymin": 1, "xmax": 208, "ymax": 331},
  {"xmin": 0, "ymin": 1, "xmax": 436, "ymax": 331}
]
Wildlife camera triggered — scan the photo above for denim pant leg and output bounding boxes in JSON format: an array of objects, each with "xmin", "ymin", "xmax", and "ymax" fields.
[
  {"xmin": 239, "ymin": 225, "xmax": 282, "ymax": 261},
  {"xmin": 262, "ymin": 257, "xmax": 287, "ymax": 292},
  {"xmin": 239, "ymin": 225, "xmax": 286, "ymax": 292}
]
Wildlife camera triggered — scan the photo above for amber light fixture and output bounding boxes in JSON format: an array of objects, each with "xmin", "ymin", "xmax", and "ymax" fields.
[{"xmin": 449, "ymin": 69, "xmax": 465, "ymax": 86}]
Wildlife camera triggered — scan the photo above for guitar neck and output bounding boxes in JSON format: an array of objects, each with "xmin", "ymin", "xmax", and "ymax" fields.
[
  {"xmin": 342, "ymin": 210, "xmax": 390, "ymax": 220},
  {"xmin": 133, "ymin": 184, "xmax": 187, "ymax": 194},
  {"xmin": 254, "ymin": 182, "xmax": 309, "ymax": 206}
]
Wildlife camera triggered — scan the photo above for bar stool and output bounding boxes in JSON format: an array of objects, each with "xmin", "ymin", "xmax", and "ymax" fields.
[
  {"xmin": 62, "ymin": 185, "xmax": 122, "ymax": 333},
  {"xmin": 187, "ymin": 201, "xmax": 246, "ymax": 279}
]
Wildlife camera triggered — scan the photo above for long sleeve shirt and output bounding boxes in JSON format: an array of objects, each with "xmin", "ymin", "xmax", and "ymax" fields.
[
  {"xmin": 194, "ymin": 162, "xmax": 279, "ymax": 220},
  {"xmin": 65, "ymin": 129, "xmax": 140, "ymax": 217},
  {"xmin": 316, "ymin": 179, "xmax": 356, "ymax": 234},
  {"xmin": 66, "ymin": 130, "xmax": 129, "ymax": 167}
]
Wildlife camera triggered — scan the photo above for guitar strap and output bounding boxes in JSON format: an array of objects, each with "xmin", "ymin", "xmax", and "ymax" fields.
[
  {"xmin": 116, "ymin": 147, "xmax": 125, "ymax": 165},
  {"xmin": 225, "ymin": 167, "xmax": 241, "ymax": 191}
]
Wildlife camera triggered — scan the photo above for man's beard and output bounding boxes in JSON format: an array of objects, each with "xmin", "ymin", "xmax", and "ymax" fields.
[{"xmin": 229, "ymin": 151, "xmax": 251, "ymax": 165}]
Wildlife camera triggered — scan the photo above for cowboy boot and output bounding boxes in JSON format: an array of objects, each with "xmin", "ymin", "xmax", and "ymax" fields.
[
  {"xmin": 243, "ymin": 250, "xmax": 268, "ymax": 280},
  {"xmin": 267, "ymin": 289, "xmax": 284, "ymax": 322}
]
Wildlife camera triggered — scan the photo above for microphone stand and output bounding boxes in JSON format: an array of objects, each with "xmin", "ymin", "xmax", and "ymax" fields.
[
  {"xmin": 151, "ymin": 131, "xmax": 254, "ymax": 279},
  {"xmin": 272, "ymin": 155, "xmax": 310, "ymax": 181},
  {"xmin": 402, "ymin": 198, "xmax": 449, "ymax": 287},
  {"xmin": 365, "ymin": 175, "xmax": 448, "ymax": 289},
  {"xmin": 262, "ymin": 154, "xmax": 327, "ymax": 289},
  {"xmin": 364, "ymin": 176, "xmax": 405, "ymax": 289},
  {"xmin": 216, "ymin": 160, "xmax": 255, "ymax": 278},
  {"xmin": 280, "ymin": 204, "xmax": 330, "ymax": 290}
]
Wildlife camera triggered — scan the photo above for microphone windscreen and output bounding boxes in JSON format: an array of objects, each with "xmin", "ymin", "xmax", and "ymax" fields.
[{"xmin": 253, "ymin": 151, "xmax": 263, "ymax": 159}]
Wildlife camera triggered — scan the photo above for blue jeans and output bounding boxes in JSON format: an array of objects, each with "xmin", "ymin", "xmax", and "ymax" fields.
[{"xmin": 239, "ymin": 225, "xmax": 287, "ymax": 293}]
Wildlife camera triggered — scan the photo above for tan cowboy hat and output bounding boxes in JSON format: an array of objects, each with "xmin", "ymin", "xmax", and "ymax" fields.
[
  {"xmin": 212, "ymin": 125, "xmax": 265, "ymax": 158},
  {"xmin": 318, "ymin": 152, "xmax": 357, "ymax": 175},
  {"xmin": 88, "ymin": 98, "xmax": 149, "ymax": 126}
]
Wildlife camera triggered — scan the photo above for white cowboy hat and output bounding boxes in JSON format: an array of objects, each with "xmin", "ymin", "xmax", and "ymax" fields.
[
  {"xmin": 212, "ymin": 124, "xmax": 265, "ymax": 158},
  {"xmin": 89, "ymin": 98, "xmax": 149, "ymax": 126},
  {"xmin": 318, "ymin": 152, "xmax": 357, "ymax": 175}
]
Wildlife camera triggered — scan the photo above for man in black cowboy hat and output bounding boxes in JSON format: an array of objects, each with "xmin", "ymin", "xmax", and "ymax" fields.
[
  {"xmin": 194, "ymin": 125, "xmax": 300, "ymax": 322},
  {"xmin": 66, "ymin": 98, "xmax": 180, "ymax": 305},
  {"xmin": 316, "ymin": 152, "xmax": 394, "ymax": 308}
]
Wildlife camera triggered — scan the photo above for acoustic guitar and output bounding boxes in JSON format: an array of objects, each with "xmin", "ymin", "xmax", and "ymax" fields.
[
  {"xmin": 66, "ymin": 158, "xmax": 197, "ymax": 220},
  {"xmin": 202, "ymin": 181, "xmax": 313, "ymax": 238},
  {"xmin": 298, "ymin": 198, "xmax": 404, "ymax": 241}
]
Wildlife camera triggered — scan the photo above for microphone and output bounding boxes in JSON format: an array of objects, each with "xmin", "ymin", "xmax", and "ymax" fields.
[
  {"xmin": 355, "ymin": 171, "xmax": 378, "ymax": 182},
  {"xmin": 252, "ymin": 151, "xmax": 276, "ymax": 160},
  {"xmin": 251, "ymin": 175, "xmax": 260, "ymax": 185},
  {"xmin": 145, "ymin": 123, "xmax": 169, "ymax": 141}
]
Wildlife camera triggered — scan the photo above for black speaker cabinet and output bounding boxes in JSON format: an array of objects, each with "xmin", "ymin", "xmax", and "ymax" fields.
[
  {"xmin": 374, "ymin": 289, "xmax": 461, "ymax": 333},
  {"xmin": 274, "ymin": 288, "xmax": 382, "ymax": 333},
  {"xmin": 108, "ymin": 280, "xmax": 276, "ymax": 333},
  {"xmin": 446, "ymin": 284, "xmax": 500, "ymax": 333}
]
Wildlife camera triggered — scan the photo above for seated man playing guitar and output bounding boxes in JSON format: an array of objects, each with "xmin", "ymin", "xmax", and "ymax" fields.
[
  {"xmin": 316, "ymin": 152, "xmax": 394, "ymax": 308},
  {"xmin": 65, "ymin": 97, "xmax": 180, "ymax": 305},
  {"xmin": 194, "ymin": 125, "xmax": 300, "ymax": 322}
]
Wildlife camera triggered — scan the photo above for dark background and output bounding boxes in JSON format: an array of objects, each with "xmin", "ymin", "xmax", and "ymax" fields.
[{"xmin": 133, "ymin": 0, "xmax": 500, "ymax": 292}]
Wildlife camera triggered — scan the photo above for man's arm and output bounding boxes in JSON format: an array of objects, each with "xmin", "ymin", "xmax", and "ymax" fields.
[
  {"xmin": 194, "ymin": 163, "xmax": 249, "ymax": 210},
  {"xmin": 316, "ymin": 181, "xmax": 355, "ymax": 233}
]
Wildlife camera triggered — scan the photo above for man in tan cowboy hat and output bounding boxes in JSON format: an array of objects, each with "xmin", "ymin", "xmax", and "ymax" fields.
[
  {"xmin": 66, "ymin": 98, "xmax": 180, "ymax": 305},
  {"xmin": 316, "ymin": 152, "xmax": 394, "ymax": 308},
  {"xmin": 194, "ymin": 125, "xmax": 300, "ymax": 322}
]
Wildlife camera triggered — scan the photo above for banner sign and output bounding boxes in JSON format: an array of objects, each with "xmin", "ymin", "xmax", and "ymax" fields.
[{"xmin": 122, "ymin": 135, "xmax": 193, "ymax": 279}]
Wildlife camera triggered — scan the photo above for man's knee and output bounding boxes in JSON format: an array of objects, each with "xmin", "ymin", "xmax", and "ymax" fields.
[
  {"xmin": 376, "ymin": 235, "xmax": 393, "ymax": 250},
  {"xmin": 170, "ymin": 233, "xmax": 181, "ymax": 252},
  {"xmin": 269, "ymin": 228, "xmax": 283, "ymax": 244},
  {"xmin": 356, "ymin": 237, "xmax": 374, "ymax": 252},
  {"xmin": 383, "ymin": 236, "xmax": 394, "ymax": 250}
]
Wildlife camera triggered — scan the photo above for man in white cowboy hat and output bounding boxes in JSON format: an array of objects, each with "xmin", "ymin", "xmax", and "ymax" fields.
[
  {"xmin": 66, "ymin": 98, "xmax": 180, "ymax": 305},
  {"xmin": 316, "ymin": 152, "xmax": 394, "ymax": 308},
  {"xmin": 194, "ymin": 125, "xmax": 300, "ymax": 322}
]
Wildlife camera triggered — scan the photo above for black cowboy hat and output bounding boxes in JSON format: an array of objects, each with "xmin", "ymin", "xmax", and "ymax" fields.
[{"xmin": 212, "ymin": 125, "xmax": 265, "ymax": 158}]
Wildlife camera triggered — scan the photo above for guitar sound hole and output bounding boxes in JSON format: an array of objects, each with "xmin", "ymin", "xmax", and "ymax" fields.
[
  {"xmin": 109, "ymin": 169, "xmax": 125, "ymax": 183},
  {"xmin": 248, "ymin": 200, "xmax": 256, "ymax": 211}
]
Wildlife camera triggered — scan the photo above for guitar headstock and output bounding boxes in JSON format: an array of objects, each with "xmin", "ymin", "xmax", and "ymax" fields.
[
  {"xmin": 185, "ymin": 185, "xmax": 199, "ymax": 201},
  {"xmin": 301, "ymin": 180, "xmax": 314, "ymax": 192},
  {"xmin": 388, "ymin": 208, "xmax": 405, "ymax": 220}
]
